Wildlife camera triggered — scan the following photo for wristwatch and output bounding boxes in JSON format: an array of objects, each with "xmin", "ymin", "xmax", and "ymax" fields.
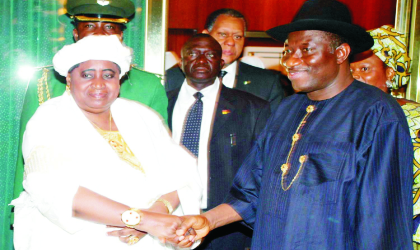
[{"xmin": 121, "ymin": 208, "xmax": 143, "ymax": 228}]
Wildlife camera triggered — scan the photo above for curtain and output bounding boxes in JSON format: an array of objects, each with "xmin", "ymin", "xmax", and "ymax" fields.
[{"xmin": 0, "ymin": 1, "xmax": 146, "ymax": 249}]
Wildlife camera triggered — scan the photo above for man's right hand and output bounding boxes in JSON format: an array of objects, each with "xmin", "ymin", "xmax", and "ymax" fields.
[
  {"xmin": 175, "ymin": 204, "xmax": 243, "ymax": 245},
  {"xmin": 176, "ymin": 215, "xmax": 212, "ymax": 242}
]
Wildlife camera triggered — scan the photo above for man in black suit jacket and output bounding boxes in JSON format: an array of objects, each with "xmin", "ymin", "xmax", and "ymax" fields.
[
  {"xmin": 168, "ymin": 34, "xmax": 270, "ymax": 250},
  {"xmin": 166, "ymin": 8, "xmax": 286, "ymax": 112}
]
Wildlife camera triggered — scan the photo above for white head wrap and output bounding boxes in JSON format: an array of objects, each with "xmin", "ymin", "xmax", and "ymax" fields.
[{"xmin": 53, "ymin": 35, "xmax": 132, "ymax": 79}]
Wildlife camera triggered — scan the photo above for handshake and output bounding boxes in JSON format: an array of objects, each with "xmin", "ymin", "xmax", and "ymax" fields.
[{"xmin": 108, "ymin": 211, "xmax": 213, "ymax": 248}]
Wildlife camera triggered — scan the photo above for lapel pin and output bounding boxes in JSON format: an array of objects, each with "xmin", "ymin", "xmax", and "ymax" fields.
[
  {"xmin": 230, "ymin": 133, "xmax": 237, "ymax": 146},
  {"xmin": 222, "ymin": 109, "xmax": 231, "ymax": 115},
  {"xmin": 244, "ymin": 81, "xmax": 251, "ymax": 85}
]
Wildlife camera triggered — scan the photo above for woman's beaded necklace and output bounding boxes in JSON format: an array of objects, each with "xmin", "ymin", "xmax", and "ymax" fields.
[{"xmin": 90, "ymin": 111, "xmax": 145, "ymax": 173}]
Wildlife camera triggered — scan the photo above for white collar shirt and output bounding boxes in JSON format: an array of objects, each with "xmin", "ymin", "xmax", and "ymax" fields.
[
  {"xmin": 172, "ymin": 78, "xmax": 221, "ymax": 209},
  {"xmin": 221, "ymin": 61, "xmax": 237, "ymax": 89}
]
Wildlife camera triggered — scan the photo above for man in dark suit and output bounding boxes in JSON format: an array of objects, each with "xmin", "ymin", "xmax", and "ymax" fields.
[
  {"xmin": 166, "ymin": 8, "xmax": 285, "ymax": 112},
  {"xmin": 167, "ymin": 34, "xmax": 270, "ymax": 250}
]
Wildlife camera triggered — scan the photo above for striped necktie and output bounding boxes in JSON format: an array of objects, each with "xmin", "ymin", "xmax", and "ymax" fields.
[{"xmin": 181, "ymin": 92, "xmax": 203, "ymax": 157}]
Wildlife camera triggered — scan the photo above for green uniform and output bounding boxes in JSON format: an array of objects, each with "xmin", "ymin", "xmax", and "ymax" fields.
[{"xmin": 13, "ymin": 65, "xmax": 168, "ymax": 199}]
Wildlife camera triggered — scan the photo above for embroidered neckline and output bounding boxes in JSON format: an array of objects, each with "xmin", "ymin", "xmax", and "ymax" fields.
[
  {"xmin": 95, "ymin": 128, "xmax": 145, "ymax": 174},
  {"xmin": 280, "ymin": 105, "xmax": 315, "ymax": 191}
]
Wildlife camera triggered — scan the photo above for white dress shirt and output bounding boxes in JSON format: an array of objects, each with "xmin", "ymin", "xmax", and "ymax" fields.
[
  {"xmin": 172, "ymin": 78, "xmax": 221, "ymax": 209},
  {"xmin": 221, "ymin": 61, "xmax": 237, "ymax": 89}
]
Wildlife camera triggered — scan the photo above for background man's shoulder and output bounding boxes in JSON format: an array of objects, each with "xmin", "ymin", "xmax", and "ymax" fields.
[
  {"xmin": 347, "ymin": 81, "xmax": 408, "ymax": 123},
  {"xmin": 352, "ymin": 81, "xmax": 400, "ymax": 107},
  {"xmin": 28, "ymin": 65, "xmax": 66, "ymax": 84},
  {"xmin": 120, "ymin": 67, "xmax": 168, "ymax": 122},
  {"xmin": 165, "ymin": 66, "xmax": 185, "ymax": 92},
  {"xmin": 128, "ymin": 66, "xmax": 162, "ymax": 82},
  {"xmin": 23, "ymin": 65, "xmax": 66, "ymax": 107},
  {"xmin": 222, "ymin": 86, "xmax": 269, "ymax": 108},
  {"xmin": 238, "ymin": 61, "xmax": 278, "ymax": 78}
]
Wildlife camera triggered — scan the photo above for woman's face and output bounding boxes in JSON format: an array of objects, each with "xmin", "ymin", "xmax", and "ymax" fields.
[
  {"xmin": 67, "ymin": 60, "xmax": 120, "ymax": 114},
  {"xmin": 350, "ymin": 51, "xmax": 390, "ymax": 93}
]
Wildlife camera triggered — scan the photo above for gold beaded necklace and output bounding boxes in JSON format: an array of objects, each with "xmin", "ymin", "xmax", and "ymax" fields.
[
  {"xmin": 90, "ymin": 111, "xmax": 145, "ymax": 174},
  {"xmin": 281, "ymin": 105, "xmax": 315, "ymax": 191}
]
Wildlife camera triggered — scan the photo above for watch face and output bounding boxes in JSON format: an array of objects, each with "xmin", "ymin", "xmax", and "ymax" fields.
[{"xmin": 122, "ymin": 210, "xmax": 141, "ymax": 226}]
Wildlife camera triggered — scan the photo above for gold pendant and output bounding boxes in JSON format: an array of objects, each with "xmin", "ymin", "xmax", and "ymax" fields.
[
  {"xmin": 281, "ymin": 163, "xmax": 290, "ymax": 175},
  {"xmin": 299, "ymin": 155, "xmax": 307, "ymax": 163},
  {"xmin": 306, "ymin": 105, "xmax": 315, "ymax": 113}
]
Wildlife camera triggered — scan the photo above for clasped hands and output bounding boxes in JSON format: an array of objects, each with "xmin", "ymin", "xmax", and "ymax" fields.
[{"xmin": 108, "ymin": 211, "xmax": 211, "ymax": 248}]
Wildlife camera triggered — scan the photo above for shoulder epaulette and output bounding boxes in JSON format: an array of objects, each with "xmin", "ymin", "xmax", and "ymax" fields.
[
  {"xmin": 32, "ymin": 65, "xmax": 54, "ymax": 72},
  {"xmin": 36, "ymin": 66, "xmax": 54, "ymax": 106}
]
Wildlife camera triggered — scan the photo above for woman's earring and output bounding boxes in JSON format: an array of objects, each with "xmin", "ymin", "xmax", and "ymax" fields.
[{"xmin": 66, "ymin": 84, "xmax": 71, "ymax": 95}]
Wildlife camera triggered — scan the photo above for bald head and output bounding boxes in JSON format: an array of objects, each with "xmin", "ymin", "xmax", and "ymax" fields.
[{"xmin": 180, "ymin": 34, "xmax": 224, "ymax": 90}]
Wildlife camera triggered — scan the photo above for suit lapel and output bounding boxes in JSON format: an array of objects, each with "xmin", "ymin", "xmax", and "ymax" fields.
[
  {"xmin": 166, "ymin": 88, "xmax": 180, "ymax": 130},
  {"xmin": 212, "ymin": 86, "xmax": 236, "ymax": 137},
  {"xmin": 235, "ymin": 62, "xmax": 250, "ymax": 91}
]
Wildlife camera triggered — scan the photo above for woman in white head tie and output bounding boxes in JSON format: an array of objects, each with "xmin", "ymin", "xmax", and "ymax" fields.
[{"xmin": 11, "ymin": 35, "xmax": 201, "ymax": 250}]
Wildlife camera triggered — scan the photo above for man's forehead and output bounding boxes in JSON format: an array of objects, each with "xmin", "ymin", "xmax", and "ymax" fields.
[
  {"xmin": 284, "ymin": 30, "xmax": 329, "ymax": 44},
  {"xmin": 78, "ymin": 20, "xmax": 118, "ymax": 25},
  {"xmin": 214, "ymin": 26, "xmax": 244, "ymax": 34},
  {"xmin": 213, "ymin": 15, "xmax": 245, "ymax": 31},
  {"xmin": 184, "ymin": 38, "xmax": 221, "ymax": 51}
]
